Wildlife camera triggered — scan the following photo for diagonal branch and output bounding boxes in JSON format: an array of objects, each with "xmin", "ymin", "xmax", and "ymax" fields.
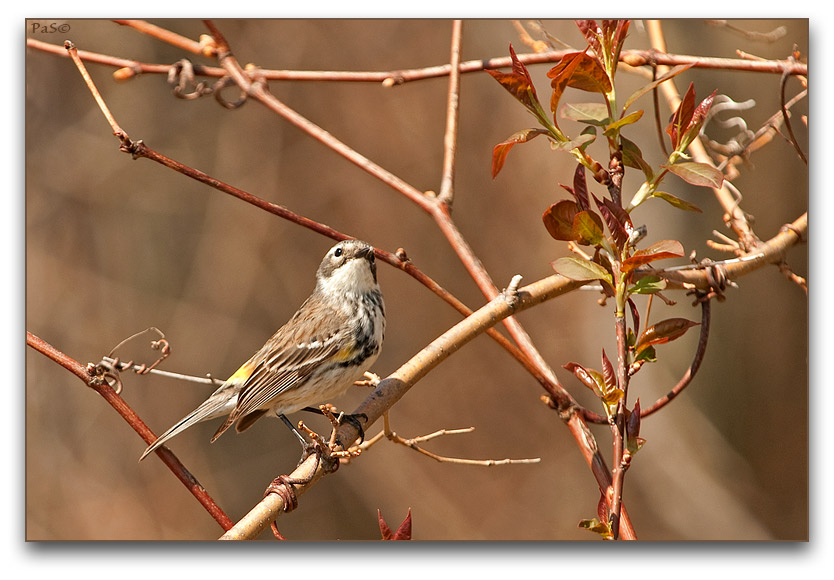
[
  {"xmin": 221, "ymin": 272, "xmax": 637, "ymax": 540},
  {"xmin": 26, "ymin": 332, "xmax": 234, "ymax": 531}
]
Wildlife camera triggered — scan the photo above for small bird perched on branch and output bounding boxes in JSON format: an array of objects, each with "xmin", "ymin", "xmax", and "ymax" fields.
[{"xmin": 140, "ymin": 239, "xmax": 385, "ymax": 461}]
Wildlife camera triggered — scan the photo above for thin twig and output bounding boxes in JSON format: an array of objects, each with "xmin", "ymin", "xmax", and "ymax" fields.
[
  {"xmin": 780, "ymin": 68, "xmax": 808, "ymax": 164},
  {"xmin": 29, "ymin": 36, "xmax": 807, "ymax": 84},
  {"xmin": 64, "ymin": 41, "xmax": 125, "ymax": 137},
  {"xmin": 100, "ymin": 356, "xmax": 222, "ymax": 386},
  {"xmin": 640, "ymin": 299, "xmax": 712, "ymax": 417},
  {"xmin": 26, "ymin": 332, "xmax": 234, "ymax": 531},
  {"xmin": 437, "ymin": 19, "xmax": 463, "ymax": 206},
  {"xmin": 380, "ymin": 412, "xmax": 540, "ymax": 466},
  {"xmin": 113, "ymin": 19, "xmax": 209, "ymax": 55}
]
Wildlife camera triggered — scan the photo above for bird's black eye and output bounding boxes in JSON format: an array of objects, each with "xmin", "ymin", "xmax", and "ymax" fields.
[{"xmin": 334, "ymin": 247, "xmax": 343, "ymax": 258}]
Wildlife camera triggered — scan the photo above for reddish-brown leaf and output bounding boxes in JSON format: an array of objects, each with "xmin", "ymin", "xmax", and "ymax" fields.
[
  {"xmin": 575, "ymin": 20, "xmax": 602, "ymax": 54},
  {"xmin": 627, "ymin": 399, "xmax": 642, "ymax": 439},
  {"xmin": 491, "ymin": 128, "xmax": 549, "ymax": 178},
  {"xmin": 572, "ymin": 164, "xmax": 591, "ymax": 211},
  {"xmin": 593, "ymin": 194, "xmax": 631, "ymax": 250},
  {"xmin": 627, "ymin": 297, "xmax": 641, "ymax": 338},
  {"xmin": 636, "ymin": 318, "xmax": 700, "ymax": 350},
  {"xmin": 547, "ymin": 51, "xmax": 611, "ymax": 94},
  {"xmin": 666, "ymin": 82, "xmax": 696, "ymax": 150},
  {"xmin": 688, "ymin": 89, "xmax": 718, "ymax": 136},
  {"xmin": 562, "ymin": 361, "xmax": 605, "ymax": 396},
  {"xmin": 547, "ymin": 52, "xmax": 587, "ymax": 121},
  {"xmin": 486, "ymin": 44, "xmax": 539, "ymax": 112},
  {"xmin": 601, "ymin": 349, "xmax": 617, "ymax": 392},
  {"xmin": 622, "ymin": 239, "xmax": 685, "ymax": 272},
  {"xmin": 543, "ymin": 200, "xmax": 581, "ymax": 241},
  {"xmin": 597, "ymin": 493, "xmax": 609, "ymax": 523},
  {"xmin": 612, "ymin": 20, "xmax": 630, "ymax": 62},
  {"xmin": 378, "ymin": 508, "xmax": 412, "ymax": 541}
]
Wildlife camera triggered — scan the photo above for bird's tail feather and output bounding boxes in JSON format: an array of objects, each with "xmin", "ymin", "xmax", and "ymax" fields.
[{"xmin": 139, "ymin": 385, "xmax": 237, "ymax": 461}]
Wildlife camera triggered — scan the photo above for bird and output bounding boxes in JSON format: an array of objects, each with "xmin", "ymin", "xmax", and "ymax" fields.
[{"xmin": 139, "ymin": 239, "xmax": 385, "ymax": 462}]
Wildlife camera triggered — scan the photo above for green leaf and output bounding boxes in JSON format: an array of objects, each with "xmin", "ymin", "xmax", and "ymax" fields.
[
  {"xmin": 627, "ymin": 181, "xmax": 655, "ymax": 211},
  {"xmin": 603, "ymin": 109, "xmax": 644, "ymax": 137},
  {"xmin": 664, "ymin": 161, "xmax": 724, "ymax": 188},
  {"xmin": 621, "ymin": 64, "xmax": 695, "ymax": 112},
  {"xmin": 621, "ymin": 137, "xmax": 654, "ymax": 181},
  {"xmin": 578, "ymin": 518, "xmax": 613, "ymax": 540},
  {"xmin": 560, "ymin": 102, "xmax": 610, "ymax": 126},
  {"xmin": 651, "ymin": 190, "xmax": 702, "ymax": 212},
  {"xmin": 549, "ymin": 131, "xmax": 596, "ymax": 152},
  {"xmin": 572, "ymin": 210, "xmax": 605, "ymax": 246},
  {"xmin": 633, "ymin": 344, "xmax": 656, "ymax": 364},
  {"xmin": 552, "ymin": 256, "xmax": 612, "ymax": 284},
  {"xmin": 628, "ymin": 275, "xmax": 667, "ymax": 295}
]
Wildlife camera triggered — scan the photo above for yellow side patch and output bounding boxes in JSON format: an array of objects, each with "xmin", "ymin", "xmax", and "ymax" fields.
[
  {"xmin": 333, "ymin": 343, "xmax": 356, "ymax": 362},
  {"xmin": 228, "ymin": 361, "xmax": 255, "ymax": 383}
]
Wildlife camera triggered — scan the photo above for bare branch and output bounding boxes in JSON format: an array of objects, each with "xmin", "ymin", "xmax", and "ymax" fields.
[
  {"xmin": 437, "ymin": 19, "xmax": 463, "ymax": 206},
  {"xmin": 26, "ymin": 332, "xmax": 234, "ymax": 531}
]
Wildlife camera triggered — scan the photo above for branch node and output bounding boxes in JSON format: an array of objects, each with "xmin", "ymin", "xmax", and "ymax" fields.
[
  {"xmin": 395, "ymin": 247, "xmax": 410, "ymax": 263},
  {"xmin": 503, "ymin": 274, "xmax": 524, "ymax": 307}
]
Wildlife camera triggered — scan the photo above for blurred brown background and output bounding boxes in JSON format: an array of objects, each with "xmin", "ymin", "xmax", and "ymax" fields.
[{"xmin": 25, "ymin": 19, "xmax": 808, "ymax": 541}]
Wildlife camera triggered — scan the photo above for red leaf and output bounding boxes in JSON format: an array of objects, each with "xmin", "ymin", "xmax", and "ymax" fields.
[
  {"xmin": 486, "ymin": 44, "xmax": 539, "ymax": 112},
  {"xmin": 612, "ymin": 20, "xmax": 630, "ymax": 62},
  {"xmin": 622, "ymin": 239, "xmax": 685, "ymax": 272},
  {"xmin": 562, "ymin": 361, "xmax": 604, "ymax": 395},
  {"xmin": 597, "ymin": 493, "xmax": 609, "ymax": 523},
  {"xmin": 601, "ymin": 349, "xmax": 617, "ymax": 392},
  {"xmin": 688, "ymin": 89, "xmax": 717, "ymax": 135},
  {"xmin": 627, "ymin": 399, "xmax": 642, "ymax": 440},
  {"xmin": 491, "ymin": 128, "xmax": 549, "ymax": 178},
  {"xmin": 547, "ymin": 52, "xmax": 587, "ymax": 121},
  {"xmin": 547, "ymin": 52, "xmax": 611, "ymax": 94},
  {"xmin": 572, "ymin": 164, "xmax": 591, "ymax": 211},
  {"xmin": 593, "ymin": 194, "xmax": 631, "ymax": 250},
  {"xmin": 636, "ymin": 318, "xmax": 699, "ymax": 350},
  {"xmin": 666, "ymin": 82, "xmax": 696, "ymax": 149},
  {"xmin": 378, "ymin": 508, "xmax": 412, "ymax": 541},
  {"xmin": 543, "ymin": 200, "xmax": 581, "ymax": 241},
  {"xmin": 575, "ymin": 20, "xmax": 602, "ymax": 54}
]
